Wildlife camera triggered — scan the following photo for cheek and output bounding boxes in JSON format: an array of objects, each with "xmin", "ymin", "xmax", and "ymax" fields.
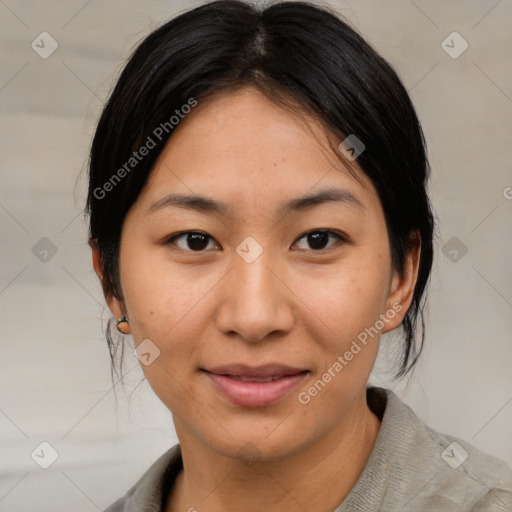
[
  {"xmin": 300, "ymin": 251, "xmax": 392, "ymax": 346},
  {"xmin": 294, "ymin": 258, "xmax": 390, "ymax": 421},
  {"xmin": 119, "ymin": 242, "xmax": 213, "ymax": 336},
  {"xmin": 119, "ymin": 254, "xmax": 212, "ymax": 410},
  {"xmin": 118, "ymin": 245, "xmax": 222, "ymax": 394}
]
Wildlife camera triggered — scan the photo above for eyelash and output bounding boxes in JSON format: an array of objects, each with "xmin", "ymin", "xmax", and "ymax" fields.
[{"xmin": 164, "ymin": 229, "xmax": 347, "ymax": 254}]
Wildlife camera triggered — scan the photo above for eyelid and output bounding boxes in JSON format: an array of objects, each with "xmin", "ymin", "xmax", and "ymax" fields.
[
  {"xmin": 164, "ymin": 231, "xmax": 219, "ymax": 251},
  {"xmin": 164, "ymin": 229, "xmax": 348, "ymax": 253},
  {"xmin": 292, "ymin": 229, "xmax": 347, "ymax": 251}
]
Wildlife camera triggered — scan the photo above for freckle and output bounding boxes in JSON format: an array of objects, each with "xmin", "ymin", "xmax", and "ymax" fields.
[{"xmin": 150, "ymin": 311, "xmax": 154, "ymax": 316}]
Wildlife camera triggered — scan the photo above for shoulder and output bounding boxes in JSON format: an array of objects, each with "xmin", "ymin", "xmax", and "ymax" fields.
[
  {"xmin": 102, "ymin": 444, "xmax": 182, "ymax": 512},
  {"xmin": 354, "ymin": 387, "xmax": 512, "ymax": 511},
  {"xmin": 423, "ymin": 427, "xmax": 512, "ymax": 511},
  {"xmin": 469, "ymin": 487, "xmax": 512, "ymax": 511}
]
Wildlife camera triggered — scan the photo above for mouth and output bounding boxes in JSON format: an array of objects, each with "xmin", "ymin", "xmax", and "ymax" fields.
[{"xmin": 202, "ymin": 364, "xmax": 309, "ymax": 407}]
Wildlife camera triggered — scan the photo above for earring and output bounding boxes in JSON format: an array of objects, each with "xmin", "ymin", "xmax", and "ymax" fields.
[{"xmin": 116, "ymin": 316, "xmax": 130, "ymax": 335}]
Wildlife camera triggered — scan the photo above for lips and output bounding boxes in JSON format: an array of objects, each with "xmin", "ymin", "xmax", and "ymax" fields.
[
  {"xmin": 203, "ymin": 364, "xmax": 309, "ymax": 407},
  {"xmin": 229, "ymin": 375, "xmax": 285, "ymax": 383}
]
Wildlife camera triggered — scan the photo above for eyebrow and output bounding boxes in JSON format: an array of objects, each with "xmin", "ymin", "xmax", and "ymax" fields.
[{"xmin": 147, "ymin": 186, "xmax": 364, "ymax": 217}]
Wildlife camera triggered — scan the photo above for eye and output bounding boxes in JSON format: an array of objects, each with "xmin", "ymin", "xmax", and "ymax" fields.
[
  {"xmin": 165, "ymin": 229, "xmax": 346, "ymax": 253},
  {"xmin": 292, "ymin": 229, "xmax": 346, "ymax": 251},
  {"xmin": 166, "ymin": 231, "xmax": 218, "ymax": 252}
]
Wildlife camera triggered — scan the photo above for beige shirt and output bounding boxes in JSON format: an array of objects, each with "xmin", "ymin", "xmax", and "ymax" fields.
[{"xmin": 103, "ymin": 386, "xmax": 512, "ymax": 511}]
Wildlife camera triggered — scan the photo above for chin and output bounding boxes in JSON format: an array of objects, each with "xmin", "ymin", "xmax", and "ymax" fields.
[{"xmin": 193, "ymin": 414, "xmax": 319, "ymax": 465}]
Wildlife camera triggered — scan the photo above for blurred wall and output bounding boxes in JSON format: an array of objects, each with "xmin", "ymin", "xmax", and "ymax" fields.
[{"xmin": 0, "ymin": 1, "xmax": 511, "ymax": 510}]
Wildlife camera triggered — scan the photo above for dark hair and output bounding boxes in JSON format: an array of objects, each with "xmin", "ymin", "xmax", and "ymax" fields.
[{"xmin": 86, "ymin": 0, "xmax": 435, "ymax": 381}]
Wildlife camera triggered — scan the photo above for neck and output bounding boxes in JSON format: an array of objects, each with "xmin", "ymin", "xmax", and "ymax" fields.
[{"xmin": 166, "ymin": 391, "xmax": 381, "ymax": 512}]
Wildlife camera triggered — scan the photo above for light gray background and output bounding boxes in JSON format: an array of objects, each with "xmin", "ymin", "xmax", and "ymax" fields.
[{"xmin": 1, "ymin": 0, "xmax": 511, "ymax": 510}]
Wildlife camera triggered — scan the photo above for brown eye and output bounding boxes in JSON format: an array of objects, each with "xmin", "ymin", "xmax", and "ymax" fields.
[
  {"xmin": 293, "ymin": 230, "xmax": 345, "ymax": 251},
  {"xmin": 167, "ymin": 232, "xmax": 218, "ymax": 252}
]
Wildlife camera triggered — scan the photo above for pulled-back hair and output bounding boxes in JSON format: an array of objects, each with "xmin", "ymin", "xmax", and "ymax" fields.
[{"xmin": 86, "ymin": 0, "xmax": 435, "ymax": 381}]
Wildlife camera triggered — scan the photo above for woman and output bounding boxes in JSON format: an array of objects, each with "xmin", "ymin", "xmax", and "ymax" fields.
[{"xmin": 87, "ymin": 1, "xmax": 512, "ymax": 510}]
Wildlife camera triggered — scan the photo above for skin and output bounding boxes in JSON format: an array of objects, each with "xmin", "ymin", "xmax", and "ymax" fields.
[{"xmin": 92, "ymin": 85, "xmax": 420, "ymax": 512}]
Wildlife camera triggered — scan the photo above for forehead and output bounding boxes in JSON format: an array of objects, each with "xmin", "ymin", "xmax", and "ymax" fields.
[
  {"xmin": 138, "ymin": 86, "xmax": 377, "ymax": 215},
  {"xmin": 163, "ymin": 87, "xmax": 336, "ymax": 167}
]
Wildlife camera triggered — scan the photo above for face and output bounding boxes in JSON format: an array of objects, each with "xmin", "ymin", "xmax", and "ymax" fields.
[{"xmin": 95, "ymin": 86, "xmax": 417, "ymax": 462}]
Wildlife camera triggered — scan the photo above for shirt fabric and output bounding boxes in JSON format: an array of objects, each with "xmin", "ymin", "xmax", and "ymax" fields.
[{"xmin": 103, "ymin": 386, "xmax": 512, "ymax": 511}]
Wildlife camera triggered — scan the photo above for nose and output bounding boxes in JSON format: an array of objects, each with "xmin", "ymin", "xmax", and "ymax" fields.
[{"xmin": 215, "ymin": 245, "xmax": 295, "ymax": 343}]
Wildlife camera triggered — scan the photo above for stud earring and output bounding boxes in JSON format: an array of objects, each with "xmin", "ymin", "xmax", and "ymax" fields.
[{"xmin": 116, "ymin": 316, "xmax": 130, "ymax": 335}]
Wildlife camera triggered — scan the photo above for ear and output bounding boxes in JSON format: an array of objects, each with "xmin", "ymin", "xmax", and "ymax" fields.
[
  {"xmin": 91, "ymin": 242, "xmax": 125, "ymax": 321},
  {"xmin": 382, "ymin": 231, "xmax": 421, "ymax": 334}
]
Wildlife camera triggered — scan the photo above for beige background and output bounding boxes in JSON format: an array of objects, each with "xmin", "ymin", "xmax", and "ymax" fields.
[{"xmin": 0, "ymin": 0, "xmax": 511, "ymax": 510}]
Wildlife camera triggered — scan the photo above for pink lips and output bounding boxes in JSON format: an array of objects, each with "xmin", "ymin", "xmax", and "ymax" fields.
[{"xmin": 203, "ymin": 364, "xmax": 309, "ymax": 407}]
